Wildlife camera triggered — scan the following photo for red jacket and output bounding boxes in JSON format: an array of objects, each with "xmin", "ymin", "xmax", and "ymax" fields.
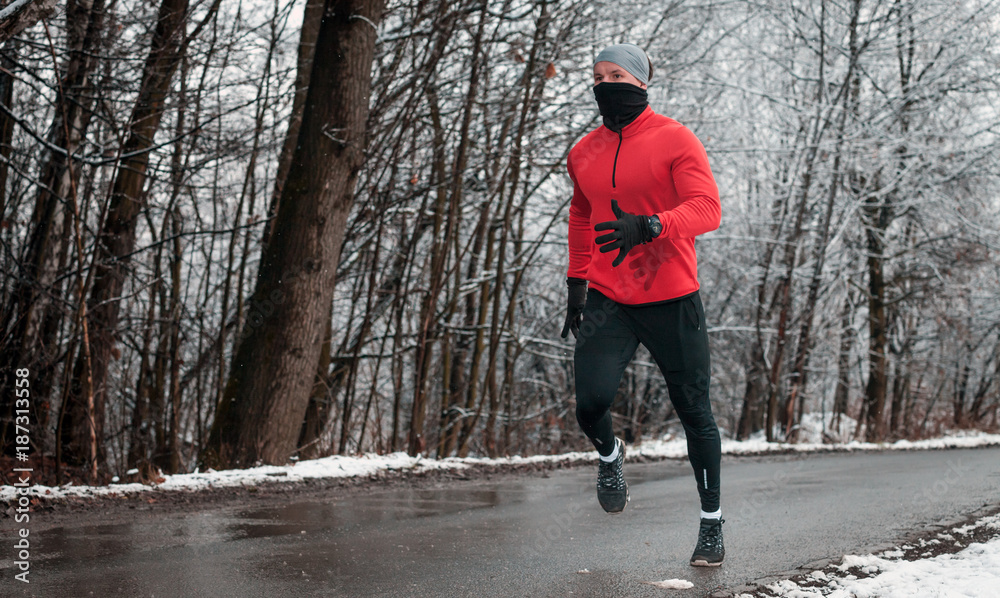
[{"xmin": 567, "ymin": 106, "xmax": 721, "ymax": 305}]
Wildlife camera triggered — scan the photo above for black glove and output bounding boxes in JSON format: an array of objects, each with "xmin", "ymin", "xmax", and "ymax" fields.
[
  {"xmin": 560, "ymin": 278, "xmax": 588, "ymax": 339},
  {"xmin": 594, "ymin": 199, "xmax": 654, "ymax": 267}
]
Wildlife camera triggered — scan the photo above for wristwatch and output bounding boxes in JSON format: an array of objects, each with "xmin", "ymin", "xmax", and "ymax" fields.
[{"xmin": 648, "ymin": 215, "xmax": 662, "ymax": 238}]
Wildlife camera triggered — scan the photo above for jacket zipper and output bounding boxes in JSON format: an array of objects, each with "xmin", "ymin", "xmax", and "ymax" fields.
[{"xmin": 611, "ymin": 129, "xmax": 623, "ymax": 189}]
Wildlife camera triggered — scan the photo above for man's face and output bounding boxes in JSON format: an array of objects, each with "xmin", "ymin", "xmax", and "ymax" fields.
[{"xmin": 593, "ymin": 61, "xmax": 647, "ymax": 89}]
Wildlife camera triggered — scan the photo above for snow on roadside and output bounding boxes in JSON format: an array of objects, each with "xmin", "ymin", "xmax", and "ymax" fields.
[
  {"xmin": 644, "ymin": 578, "xmax": 695, "ymax": 589},
  {"xmin": 738, "ymin": 514, "xmax": 1000, "ymax": 598},
  {"xmin": 3, "ymin": 426, "xmax": 1000, "ymax": 502},
  {"xmin": 634, "ymin": 425, "xmax": 1000, "ymax": 460}
]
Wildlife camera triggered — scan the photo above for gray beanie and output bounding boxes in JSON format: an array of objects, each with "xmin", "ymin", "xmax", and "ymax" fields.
[{"xmin": 594, "ymin": 43, "xmax": 649, "ymax": 85}]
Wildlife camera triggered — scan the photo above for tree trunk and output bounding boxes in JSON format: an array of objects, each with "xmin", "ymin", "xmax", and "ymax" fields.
[
  {"xmin": 481, "ymin": 0, "xmax": 550, "ymax": 458},
  {"xmin": 0, "ymin": 42, "xmax": 15, "ymax": 217},
  {"xmin": 127, "ymin": 280, "xmax": 159, "ymax": 471},
  {"xmin": 298, "ymin": 307, "xmax": 333, "ymax": 458},
  {"xmin": 889, "ymin": 356, "xmax": 909, "ymax": 437},
  {"xmin": 787, "ymin": 116, "xmax": 850, "ymax": 436},
  {"xmin": 768, "ymin": 11, "xmax": 857, "ymax": 438},
  {"xmin": 434, "ymin": 0, "xmax": 488, "ymax": 458},
  {"xmin": 737, "ymin": 344, "xmax": 767, "ymax": 440},
  {"xmin": 134, "ymin": 207, "xmax": 170, "ymax": 473},
  {"xmin": 740, "ymin": 139, "xmax": 800, "ymax": 442},
  {"xmin": 439, "ymin": 197, "xmax": 491, "ymax": 456},
  {"xmin": 766, "ymin": 162, "xmax": 813, "ymax": 440},
  {"xmin": 336, "ymin": 281, "xmax": 365, "ymax": 454},
  {"xmin": 862, "ymin": 212, "xmax": 889, "ymax": 441},
  {"xmin": 832, "ymin": 295, "xmax": 853, "ymax": 434},
  {"xmin": 166, "ymin": 208, "xmax": 184, "ymax": 472},
  {"xmin": 60, "ymin": 0, "xmax": 189, "ymax": 470},
  {"xmin": 201, "ymin": 0, "xmax": 385, "ymax": 468},
  {"xmin": 0, "ymin": 0, "xmax": 107, "ymax": 455},
  {"xmin": 407, "ymin": 74, "xmax": 452, "ymax": 456},
  {"xmin": 262, "ymin": 0, "xmax": 325, "ymax": 251},
  {"xmin": 953, "ymin": 361, "xmax": 971, "ymax": 427}
]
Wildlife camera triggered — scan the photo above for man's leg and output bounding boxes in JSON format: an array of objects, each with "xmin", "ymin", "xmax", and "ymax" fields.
[
  {"xmin": 664, "ymin": 369, "xmax": 721, "ymax": 514},
  {"xmin": 628, "ymin": 292, "xmax": 721, "ymax": 513},
  {"xmin": 622, "ymin": 292, "xmax": 725, "ymax": 564},
  {"xmin": 574, "ymin": 289, "xmax": 638, "ymax": 513},
  {"xmin": 573, "ymin": 289, "xmax": 638, "ymax": 456}
]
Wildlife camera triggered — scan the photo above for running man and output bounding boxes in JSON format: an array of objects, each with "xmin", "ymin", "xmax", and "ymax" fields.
[{"xmin": 561, "ymin": 43, "xmax": 725, "ymax": 567}]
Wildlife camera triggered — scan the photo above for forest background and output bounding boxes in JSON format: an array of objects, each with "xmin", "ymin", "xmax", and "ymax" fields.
[{"xmin": 1, "ymin": 0, "xmax": 998, "ymax": 483}]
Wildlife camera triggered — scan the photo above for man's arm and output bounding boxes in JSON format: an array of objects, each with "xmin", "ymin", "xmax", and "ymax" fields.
[
  {"xmin": 567, "ymin": 156, "xmax": 593, "ymax": 279},
  {"xmin": 653, "ymin": 126, "xmax": 721, "ymax": 239}
]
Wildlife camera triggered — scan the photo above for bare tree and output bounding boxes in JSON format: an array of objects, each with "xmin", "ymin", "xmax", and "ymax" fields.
[
  {"xmin": 201, "ymin": 0, "xmax": 386, "ymax": 468},
  {"xmin": 58, "ymin": 0, "xmax": 193, "ymax": 476}
]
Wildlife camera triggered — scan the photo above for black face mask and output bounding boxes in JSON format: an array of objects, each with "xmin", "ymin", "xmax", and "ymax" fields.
[{"xmin": 593, "ymin": 82, "xmax": 648, "ymax": 132}]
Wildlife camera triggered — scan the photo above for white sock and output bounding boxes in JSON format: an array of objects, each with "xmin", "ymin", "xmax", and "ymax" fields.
[
  {"xmin": 700, "ymin": 508, "xmax": 722, "ymax": 520},
  {"xmin": 599, "ymin": 439, "xmax": 620, "ymax": 462}
]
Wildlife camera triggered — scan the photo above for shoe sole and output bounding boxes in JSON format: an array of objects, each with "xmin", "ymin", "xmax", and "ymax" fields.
[
  {"xmin": 598, "ymin": 488, "xmax": 629, "ymax": 513},
  {"xmin": 689, "ymin": 559, "xmax": 723, "ymax": 567}
]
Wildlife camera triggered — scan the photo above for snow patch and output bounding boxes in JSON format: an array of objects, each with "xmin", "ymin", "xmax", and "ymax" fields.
[
  {"xmin": 807, "ymin": 570, "xmax": 829, "ymax": 581},
  {"xmin": 837, "ymin": 554, "xmax": 888, "ymax": 572},
  {"xmin": 644, "ymin": 578, "xmax": 694, "ymax": 589},
  {"xmin": 756, "ymin": 515, "xmax": 1000, "ymax": 597}
]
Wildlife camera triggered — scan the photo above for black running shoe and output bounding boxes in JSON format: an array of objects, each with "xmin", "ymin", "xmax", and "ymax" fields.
[
  {"xmin": 596, "ymin": 438, "xmax": 629, "ymax": 513},
  {"xmin": 690, "ymin": 517, "xmax": 725, "ymax": 566}
]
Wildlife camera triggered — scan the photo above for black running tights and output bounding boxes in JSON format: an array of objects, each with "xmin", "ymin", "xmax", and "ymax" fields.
[{"xmin": 573, "ymin": 289, "xmax": 721, "ymax": 512}]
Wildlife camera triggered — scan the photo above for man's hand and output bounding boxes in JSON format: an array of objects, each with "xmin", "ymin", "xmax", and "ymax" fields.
[
  {"xmin": 561, "ymin": 278, "xmax": 588, "ymax": 339},
  {"xmin": 594, "ymin": 199, "xmax": 654, "ymax": 267}
]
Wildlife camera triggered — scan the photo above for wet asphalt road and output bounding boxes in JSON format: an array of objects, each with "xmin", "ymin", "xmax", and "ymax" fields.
[{"xmin": 3, "ymin": 446, "xmax": 1000, "ymax": 598}]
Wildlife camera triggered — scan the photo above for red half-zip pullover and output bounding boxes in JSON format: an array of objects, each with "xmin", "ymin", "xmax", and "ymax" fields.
[{"xmin": 567, "ymin": 106, "xmax": 721, "ymax": 305}]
